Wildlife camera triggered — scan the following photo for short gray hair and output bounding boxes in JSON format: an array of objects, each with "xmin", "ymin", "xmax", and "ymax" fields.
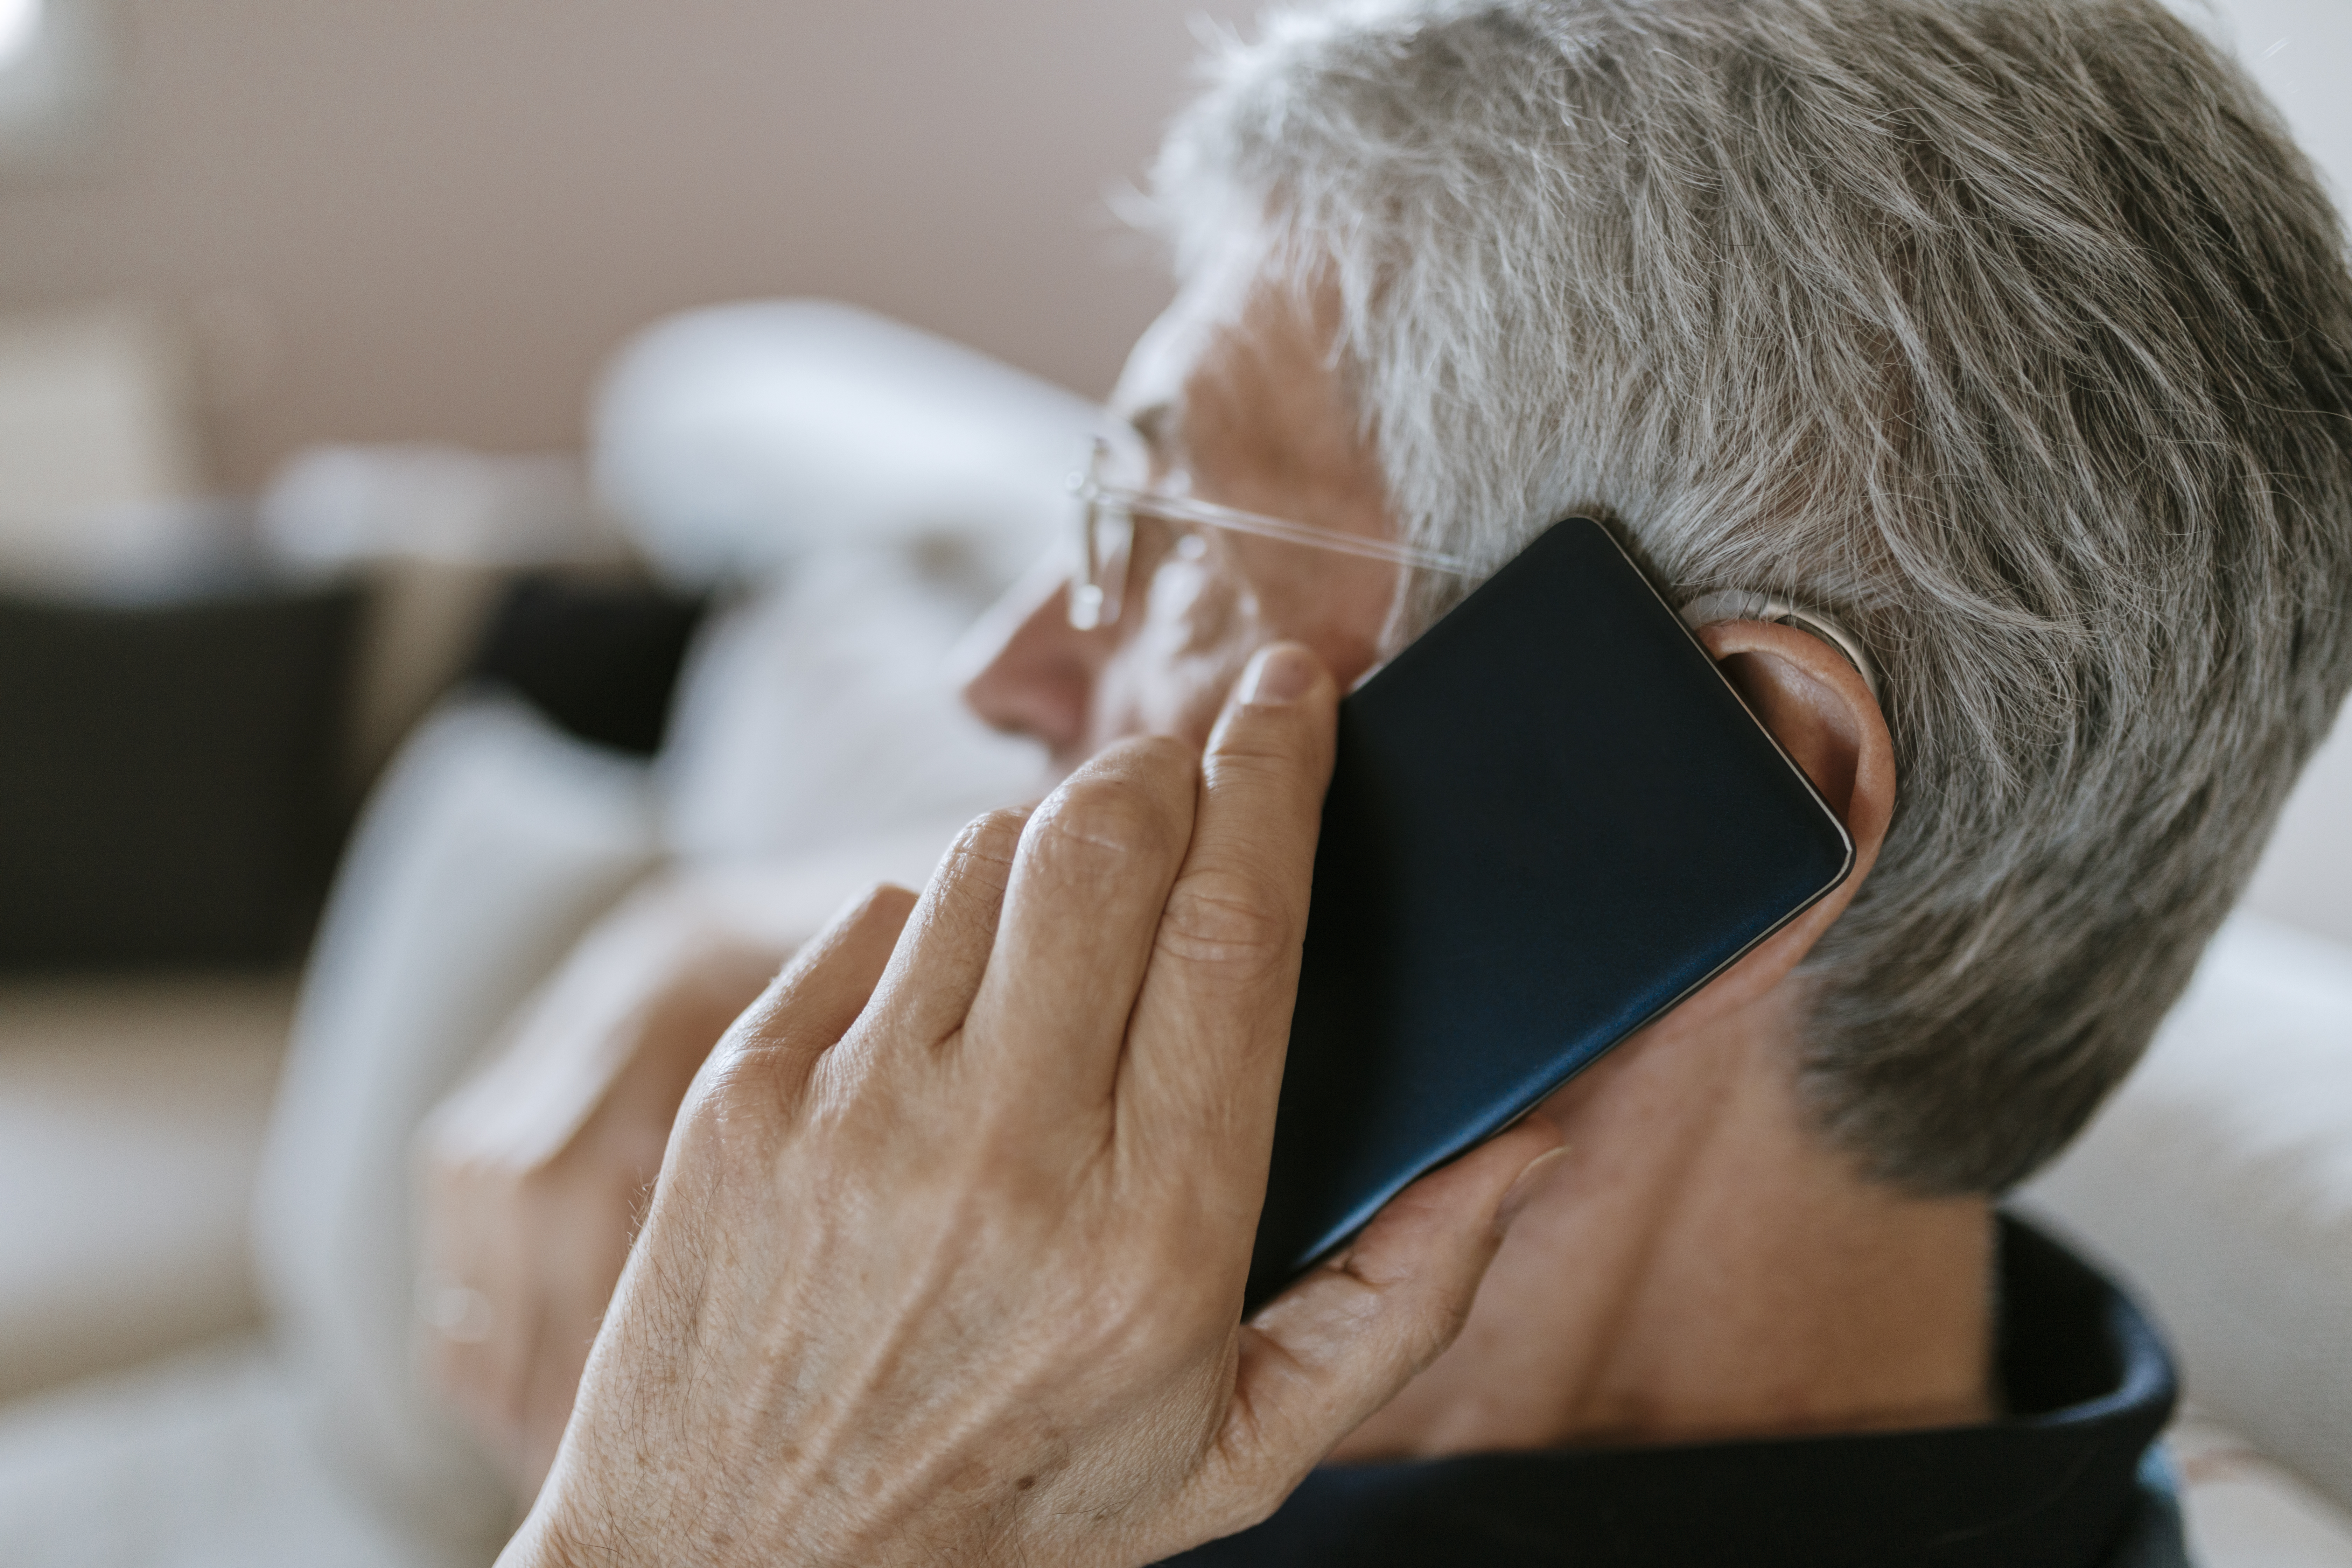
[{"xmin": 1152, "ymin": 0, "xmax": 2352, "ymax": 1192}]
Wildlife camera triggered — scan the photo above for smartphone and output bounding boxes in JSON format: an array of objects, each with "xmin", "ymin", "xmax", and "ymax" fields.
[{"xmin": 1243, "ymin": 517, "xmax": 1854, "ymax": 1311}]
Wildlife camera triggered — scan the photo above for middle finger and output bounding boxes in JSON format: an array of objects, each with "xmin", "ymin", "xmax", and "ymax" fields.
[{"xmin": 958, "ymin": 735, "xmax": 1201, "ymax": 1122}]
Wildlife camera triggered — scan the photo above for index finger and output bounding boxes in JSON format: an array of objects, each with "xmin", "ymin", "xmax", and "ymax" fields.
[{"xmin": 1115, "ymin": 644, "xmax": 1336, "ymax": 1214}]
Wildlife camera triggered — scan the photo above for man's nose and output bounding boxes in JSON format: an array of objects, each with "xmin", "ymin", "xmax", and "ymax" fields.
[{"xmin": 954, "ymin": 554, "xmax": 1097, "ymax": 755}]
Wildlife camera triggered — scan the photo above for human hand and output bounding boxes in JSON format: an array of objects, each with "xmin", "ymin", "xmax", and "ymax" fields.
[
  {"xmin": 502, "ymin": 644, "xmax": 1566, "ymax": 1568},
  {"xmin": 419, "ymin": 898, "xmax": 788, "ymax": 1493}
]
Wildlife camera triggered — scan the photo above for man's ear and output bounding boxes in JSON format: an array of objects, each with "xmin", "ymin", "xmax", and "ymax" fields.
[{"xmin": 1661, "ymin": 618, "xmax": 1897, "ymax": 1028}]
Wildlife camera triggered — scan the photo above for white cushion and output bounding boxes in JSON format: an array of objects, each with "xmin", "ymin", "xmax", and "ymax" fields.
[
  {"xmin": 592, "ymin": 298, "xmax": 1097, "ymax": 591},
  {"xmin": 0, "ymin": 1336, "xmax": 452, "ymax": 1568},
  {"xmin": 250, "ymin": 696, "xmax": 660, "ymax": 1554},
  {"xmin": 2172, "ymin": 1407, "xmax": 2352, "ymax": 1568},
  {"xmin": 2021, "ymin": 915, "xmax": 2352, "ymax": 1517},
  {"xmin": 659, "ymin": 548, "xmax": 1048, "ymax": 864}
]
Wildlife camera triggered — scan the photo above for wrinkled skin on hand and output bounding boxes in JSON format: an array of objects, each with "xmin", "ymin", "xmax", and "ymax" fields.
[{"xmin": 502, "ymin": 646, "xmax": 1563, "ymax": 1568}]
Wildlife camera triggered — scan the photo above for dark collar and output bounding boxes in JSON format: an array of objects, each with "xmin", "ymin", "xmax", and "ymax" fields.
[{"xmin": 1167, "ymin": 1217, "xmax": 2178, "ymax": 1568}]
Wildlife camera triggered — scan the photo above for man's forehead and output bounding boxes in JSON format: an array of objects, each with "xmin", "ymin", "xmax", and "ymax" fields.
[{"xmin": 1110, "ymin": 296, "xmax": 1212, "ymax": 468}]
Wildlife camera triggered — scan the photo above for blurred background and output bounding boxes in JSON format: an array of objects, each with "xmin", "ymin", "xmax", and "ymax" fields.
[
  {"xmin": 0, "ymin": 0, "xmax": 1254, "ymax": 969},
  {"xmin": 0, "ymin": 1, "xmax": 2348, "ymax": 1565},
  {"xmin": 0, "ymin": 0, "xmax": 1250, "ymax": 487}
]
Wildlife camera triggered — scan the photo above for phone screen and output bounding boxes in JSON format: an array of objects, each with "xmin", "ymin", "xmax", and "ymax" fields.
[{"xmin": 1244, "ymin": 518, "xmax": 1853, "ymax": 1310}]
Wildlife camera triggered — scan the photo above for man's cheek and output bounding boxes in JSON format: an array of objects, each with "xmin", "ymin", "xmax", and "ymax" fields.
[
  {"xmin": 1082, "ymin": 656, "xmax": 1153, "ymax": 760},
  {"xmin": 1083, "ymin": 586, "xmax": 1245, "ymax": 750}
]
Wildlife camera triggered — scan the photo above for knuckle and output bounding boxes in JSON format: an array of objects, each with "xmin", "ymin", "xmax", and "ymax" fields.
[
  {"xmin": 1028, "ymin": 776, "xmax": 1185, "ymax": 870},
  {"xmin": 1204, "ymin": 728, "xmax": 1300, "ymax": 778},
  {"xmin": 918, "ymin": 810, "xmax": 1030, "ymax": 944},
  {"xmin": 1155, "ymin": 868, "xmax": 1296, "ymax": 975},
  {"xmin": 1408, "ymin": 1288, "xmax": 1475, "ymax": 1370},
  {"xmin": 1107, "ymin": 731, "xmax": 1199, "ymax": 778},
  {"xmin": 1335, "ymin": 1240, "xmax": 1470, "ymax": 1372},
  {"xmin": 679, "ymin": 1048, "xmax": 790, "ymax": 1153},
  {"xmin": 1207, "ymin": 713, "xmax": 1325, "ymax": 792},
  {"xmin": 950, "ymin": 807, "xmax": 1030, "ymax": 873}
]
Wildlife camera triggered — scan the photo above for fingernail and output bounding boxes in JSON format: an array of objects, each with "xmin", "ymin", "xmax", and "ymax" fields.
[
  {"xmin": 1496, "ymin": 1146, "xmax": 1569, "ymax": 1232},
  {"xmin": 1240, "ymin": 644, "xmax": 1317, "ymax": 706}
]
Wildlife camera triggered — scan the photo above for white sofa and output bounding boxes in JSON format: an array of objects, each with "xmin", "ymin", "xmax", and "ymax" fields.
[
  {"xmin": 1, "ymin": 301, "xmax": 2347, "ymax": 1566},
  {"xmin": 2020, "ymin": 915, "xmax": 2352, "ymax": 1564}
]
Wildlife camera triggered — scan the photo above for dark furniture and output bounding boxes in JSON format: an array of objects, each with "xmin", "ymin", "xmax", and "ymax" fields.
[{"xmin": 0, "ymin": 577, "xmax": 363, "ymax": 968}]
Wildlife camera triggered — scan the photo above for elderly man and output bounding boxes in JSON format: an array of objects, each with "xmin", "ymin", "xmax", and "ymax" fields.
[{"xmin": 433, "ymin": 0, "xmax": 2352, "ymax": 1563}]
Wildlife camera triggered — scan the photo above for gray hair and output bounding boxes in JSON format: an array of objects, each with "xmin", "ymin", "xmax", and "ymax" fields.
[{"xmin": 1151, "ymin": 0, "xmax": 2352, "ymax": 1192}]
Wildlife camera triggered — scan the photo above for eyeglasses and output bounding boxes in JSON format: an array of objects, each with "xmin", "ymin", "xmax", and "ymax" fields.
[
  {"xmin": 1065, "ymin": 437, "xmax": 1476, "ymax": 631},
  {"xmin": 1062, "ymin": 437, "xmax": 1882, "ymax": 703}
]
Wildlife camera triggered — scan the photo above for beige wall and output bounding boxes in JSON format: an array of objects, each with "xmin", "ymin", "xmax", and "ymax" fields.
[
  {"xmin": 0, "ymin": 0, "xmax": 1252, "ymax": 490},
  {"xmin": 0, "ymin": 0, "xmax": 2343, "ymax": 501}
]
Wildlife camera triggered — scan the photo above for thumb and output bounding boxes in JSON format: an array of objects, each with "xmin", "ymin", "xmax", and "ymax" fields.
[{"xmin": 1211, "ymin": 1116, "xmax": 1568, "ymax": 1495}]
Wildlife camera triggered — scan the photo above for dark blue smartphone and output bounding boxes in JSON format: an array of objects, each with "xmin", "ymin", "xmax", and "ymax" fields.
[{"xmin": 1244, "ymin": 517, "xmax": 1854, "ymax": 1310}]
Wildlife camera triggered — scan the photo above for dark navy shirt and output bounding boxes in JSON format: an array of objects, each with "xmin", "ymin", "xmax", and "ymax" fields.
[{"xmin": 1169, "ymin": 1218, "xmax": 2188, "ymax": 1568}]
